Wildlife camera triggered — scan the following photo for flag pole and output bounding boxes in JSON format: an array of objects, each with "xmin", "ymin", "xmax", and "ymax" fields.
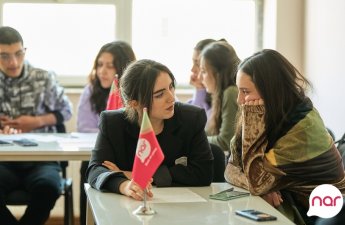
[
  {"xmin": 143, "ymin": 189, "xmax": 147, "ymax": 208},
  {"xmin": 133, "ymin": 189, "xmax": 156, "ymax": 215}
]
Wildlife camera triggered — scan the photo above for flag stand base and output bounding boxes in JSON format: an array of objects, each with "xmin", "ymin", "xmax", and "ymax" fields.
[{"xmin": 133, "ymin": 205, "xmax": 156, "ymax": 215}]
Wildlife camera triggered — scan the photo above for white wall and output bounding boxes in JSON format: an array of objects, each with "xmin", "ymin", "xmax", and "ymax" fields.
[
  {"xmin": 305, "ymin": 0, "xmax": 345, "ymax": 139},
  {"xmin": 263, "ymin": 0, "xmax": 345, "ymax": 140},
  {"xmin": 263, "ymin": 0, "xmax": 304, "ymax": 72}
]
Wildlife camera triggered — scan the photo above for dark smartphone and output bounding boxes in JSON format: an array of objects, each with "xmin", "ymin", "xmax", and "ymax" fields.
[
  {"xmin": 13, "ymin": 139, "xmax": 38, "ymax": 147},
  {"xmin": 235, "ymin": 209, "xmax": 277, "ymax": 221},
  {"xmin": 0, "ymin": 139, "xmax": 13, "ymax": 146}
]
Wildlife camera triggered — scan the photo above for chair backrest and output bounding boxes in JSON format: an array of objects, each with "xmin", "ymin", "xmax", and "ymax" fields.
[
  {"xmin": 336, "ymin": 133, "xmax": 345, "ymax": 168},
  {"xmin": 326, "ymin": 127, "xmax": 335, "ymax": 141},
  {"xmin": 56, "ymin": 123, "xmax": 69, "ymax": 173},
  {"xmin": 210, "ymin": 143, "xmax": 226, "ymax": 182},
  {"xmin": 336, "ymin": 132, "xmax": 345, "ymax": 147}
]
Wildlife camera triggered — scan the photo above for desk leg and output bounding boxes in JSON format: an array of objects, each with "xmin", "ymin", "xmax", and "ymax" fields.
[{"xmin": 86, "ymin": 198, "xmax": 95, "ymax": 225}]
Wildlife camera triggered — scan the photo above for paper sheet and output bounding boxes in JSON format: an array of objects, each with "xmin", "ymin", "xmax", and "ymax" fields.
[
  {"xmin": 0, "ymin": 133, "xmax": 97, "ymax": 148},
  {"xmin": 148, "ymin": 187, "xmax": 207, "ymax": 203}
]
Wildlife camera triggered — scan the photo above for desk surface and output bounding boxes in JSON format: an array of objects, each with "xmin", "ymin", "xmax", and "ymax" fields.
[
  {"xmin": 85, "ymin": 183, "xmax": 294, "ymax": 225},
  {"xmin": 0, "ymin": 133, "xmax": 96, "ymax": 161}
]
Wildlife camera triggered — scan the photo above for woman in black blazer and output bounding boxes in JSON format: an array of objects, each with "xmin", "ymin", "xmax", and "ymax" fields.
[{"xmin": 87, "ymin": 59, "xmax": 213, "ymax": 200}]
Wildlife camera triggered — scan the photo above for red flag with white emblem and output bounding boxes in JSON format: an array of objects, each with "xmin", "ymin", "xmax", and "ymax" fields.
[
  {"xmin": 132, "ymin": 108, "xmax": 165, "ymax": 189},
  {"xmin": 106, "ymin": 75, "xmax": 123, "ymax": 110}
]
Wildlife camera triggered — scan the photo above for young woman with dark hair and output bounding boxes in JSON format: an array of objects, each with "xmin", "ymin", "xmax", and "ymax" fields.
[
  {"xmin": 225, "ymin": 49, "xmax": 345, "ymax": 224},
  {"xmin": 87, "ymin": 59, "xmax": 213, "ymax": 200},
  {"xmin": 199, "ymin": 40, "xmax": 240, "ymax": 152},
  {"xmin": 76, "ymin": 41, "xmax": 136, "ymax": 225}
]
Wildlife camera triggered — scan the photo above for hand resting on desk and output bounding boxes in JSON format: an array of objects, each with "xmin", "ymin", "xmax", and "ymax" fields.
[
  {"xmin": 0, "ymin": 125, "xmax": 21, "ymax": 134},
  {"xmin": 102, "ymin": 160, "xmax": 153, "ymax": 201},
  {"xmin": 119, "ymin": 179, "xmax": 153, "ymax": 201}
]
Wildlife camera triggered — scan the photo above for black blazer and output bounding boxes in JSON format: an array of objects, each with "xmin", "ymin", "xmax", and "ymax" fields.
[{"xmin": 87, "ymin": 102, "xmax": 213, "ymax": 193}]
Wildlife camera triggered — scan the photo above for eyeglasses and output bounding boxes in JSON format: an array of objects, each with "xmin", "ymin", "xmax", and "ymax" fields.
[{"xmin": 0, "ymin": 48, "xmax": 26, "ymax": 63}]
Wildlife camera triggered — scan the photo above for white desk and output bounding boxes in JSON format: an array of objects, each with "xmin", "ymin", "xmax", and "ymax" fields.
[
  {"xmin": 0, "ymin": 133, "xmax": 96, "ymax": 161},
  {"xmin": 85, "ymin": 183, "xmax": 294, "ymax": 225}
]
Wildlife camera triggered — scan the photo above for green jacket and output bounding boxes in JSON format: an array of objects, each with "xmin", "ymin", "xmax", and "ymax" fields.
[{"xmin": 207, "ymin": 85, "xmax": 238, "ymax": 151}]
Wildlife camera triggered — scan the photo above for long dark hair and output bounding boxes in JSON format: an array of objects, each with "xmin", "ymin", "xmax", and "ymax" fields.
[
  {"xmin": 237, "ymin": 49, "xmax": 311, "ymax": 149},
  {"xmin": 194, "ymin": 39, "xmax": 216, "ymax": 108},
  {"xmin": 89, "ymin": 41, "xmax": 136, "ymax": 114},
  {"xmin": 200, "ymin": 40, "xmax": 240, "ymax": 134},
  {"xmin": 120, "ymin": 59, "xmax": 176, "ymax": 123}
]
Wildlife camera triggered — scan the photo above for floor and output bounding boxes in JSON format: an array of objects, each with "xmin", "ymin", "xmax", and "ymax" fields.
[
  {"xmin": 9, "ymin": 200, "xmax": 80, "ymax": 225},
  {"xmin": 45, "ymin": 216, "xmax": 80, "ymax": 225}
]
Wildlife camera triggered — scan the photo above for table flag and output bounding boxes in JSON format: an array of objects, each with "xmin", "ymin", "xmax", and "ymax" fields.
[
  {"xmin": 132, "ymin": 108, "xmax": 165, "ymax": 189},
  {"xmin": 106, "ymin": 74, "xmax": 123, "ymax": 110}
]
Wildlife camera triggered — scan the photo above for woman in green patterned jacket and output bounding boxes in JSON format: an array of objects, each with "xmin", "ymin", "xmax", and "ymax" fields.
[{"xmin": 225, "ymin": 49, "xmax": 345, "ymax": 225}]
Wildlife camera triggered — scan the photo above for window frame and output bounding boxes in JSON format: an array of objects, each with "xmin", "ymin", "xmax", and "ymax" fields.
[
  {"xmin": 0, "ymin": 0, "xmax": 132, "ymax": 87},
  {"xmin": 0, "ymin": 0, "xmax": 263, "ymax": 89}
]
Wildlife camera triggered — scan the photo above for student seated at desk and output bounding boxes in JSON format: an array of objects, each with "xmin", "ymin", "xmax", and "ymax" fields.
[
  {"xmin": 0, "ymin": 26, "xmax": 72, "ymax": 225},
  {"xmin": 77, "ymin": 40, "xmax": 136, "ymax": 225},
  {"xmin": 199, "ymin": 40, "xmax": 239, "ymax": 152},
  {"xmin": 188, "ymin": 38, "xmax": 215, "ymax": 119},
  {"xmin": 224, "ymin": 49, "xmax": 345, "ymax": 225},
  {"xmin": 87, "ymin": 59, "xmax": 213, "ymax": 200},
  {"xmin": 188, "ymin": 39, "xmax": 239, "ymax": 152}
]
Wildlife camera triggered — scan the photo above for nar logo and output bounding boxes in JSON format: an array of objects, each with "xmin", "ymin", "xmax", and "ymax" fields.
[{"xmin": 307, "ymin": 184, "xmax": 343, "ymax": 218}]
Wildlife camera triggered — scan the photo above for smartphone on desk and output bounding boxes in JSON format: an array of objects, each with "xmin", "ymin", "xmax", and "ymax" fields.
[
  {"xmin": 13, "ymin": 139, "xmax": 38, "ymax": 147},
  {"xmin": 235, "ymin": 209, "xmax": 277, "ymax": 221}
]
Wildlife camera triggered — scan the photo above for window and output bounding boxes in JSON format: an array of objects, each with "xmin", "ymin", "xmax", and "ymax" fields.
[
  {"xmin": 1, "ymin": 0, "xmax": 259, "ymax": 87},
  {"xmin": 132, "ymin": 0, "xmax": 258, "ymax": 87},
  {"xmin": 0, "ymin": 0, "xmax": 129, "ymax": 87}
]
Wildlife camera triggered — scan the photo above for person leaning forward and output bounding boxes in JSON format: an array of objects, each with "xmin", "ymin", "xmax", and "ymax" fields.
[{"xmin": 87, "ymin": 59, "xmax": 213, "ymax": 200}]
